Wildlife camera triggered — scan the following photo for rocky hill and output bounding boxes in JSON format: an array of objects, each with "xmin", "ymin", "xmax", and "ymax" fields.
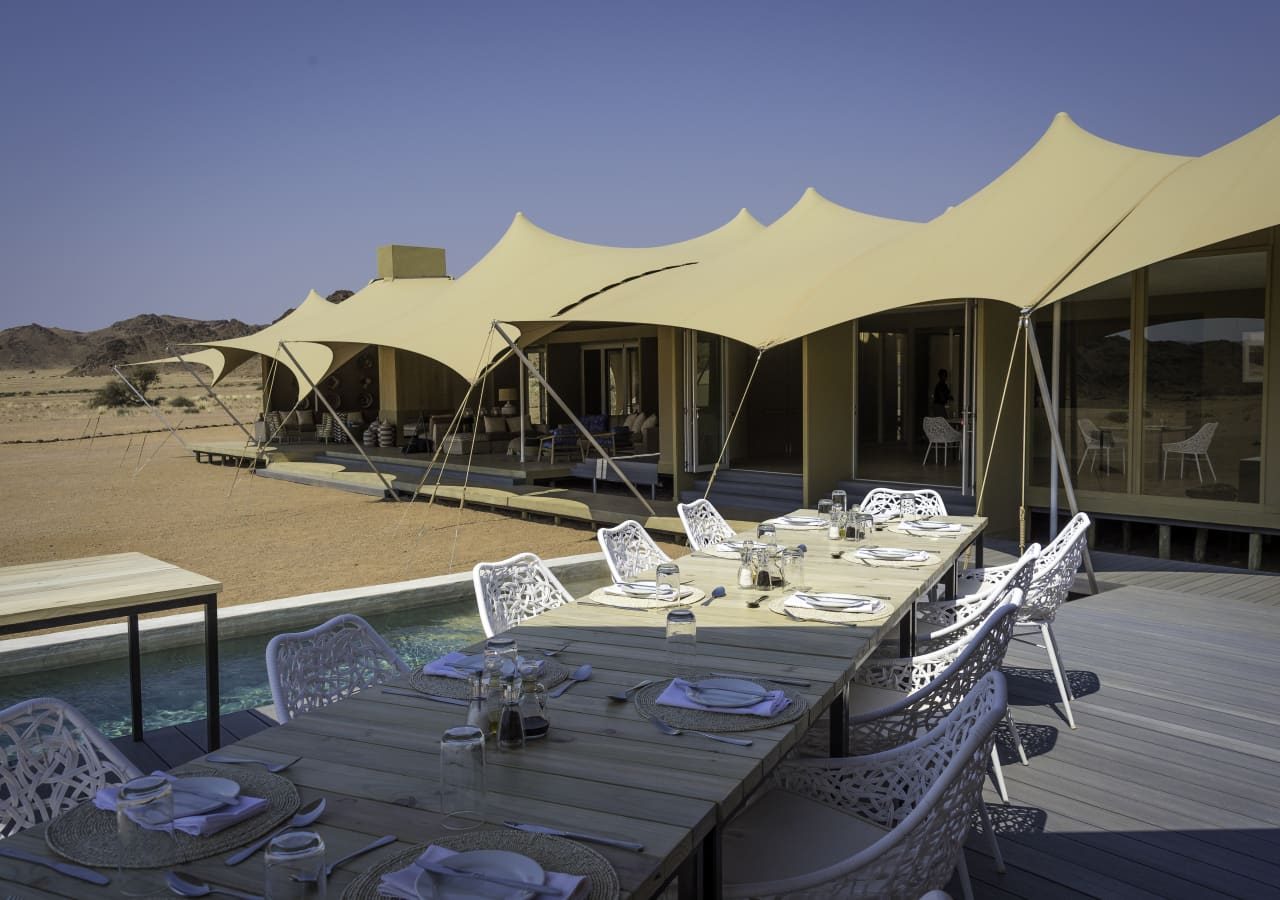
[{"xmin": 0, "ymin": 314, "xmax": 263, "ymax": 375}]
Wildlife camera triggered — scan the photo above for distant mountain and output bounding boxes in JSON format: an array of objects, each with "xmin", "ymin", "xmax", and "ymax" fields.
[{"xmin": 0, "ymin": 314, "xmax": 264, "ymax": 375}]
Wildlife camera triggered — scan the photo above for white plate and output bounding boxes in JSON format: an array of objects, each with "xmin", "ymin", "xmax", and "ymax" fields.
[
  {"xmin": 611, "ymin": 582, "xmax": 694, "ymax": 599},
  {"xmin": 171, "ymin": 776, "xmax": 240, "ymax": 818},
  {"xmin": 778, "ymin": 516, "xmax": 825, "ymax": 526},
  {"xmin": 794, "ymin": 592, "xmax": 883, "ymax": 611},
  {"xmin": 413, "ymin": 849, "xmax": 545, "ymax": 899},
  {"xmin": 905, "ymin": 521, "xmax": 955, "ymax": 531},
  {"xmin": 713, "ymin": 540, "xmax": 750, "ymax": 552},
  {"xmin": 863, "ymin": 547, "xmax": 915, "ymax": 559},
  {"xmin": 683, "ymin": 677, "xmax": 768, "ymax": 708}
]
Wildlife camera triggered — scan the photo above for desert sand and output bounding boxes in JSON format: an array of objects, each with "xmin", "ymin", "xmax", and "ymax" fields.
[{"xmin": 0, "ymin": 369, "xmax": 680, "ymax": 607}]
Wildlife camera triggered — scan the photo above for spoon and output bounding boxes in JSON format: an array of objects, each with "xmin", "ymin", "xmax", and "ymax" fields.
[
  {"xmin": 549, "ymin": 664, "xmax": 592, "ymax": 698},
  {"xmin": 701, "ymin": 585, "xmax": 726, "ymax": 606},
  {"xmin": 608, "ymin": 678, "xmax": 655, "ymax": 702},
  {"xmin": 649, "ymin": 716, "xmax": 753, "ymax": 746},
  {"xmin": 224, "ymin": 798, "xmax": 326, "ymax": 866},
  {"xmin": 166, "ymin": 871, "xmax": 264, "ymax": 899},
  {"xmin": 293, "ymin": 833, "xmax": 396, "ymax": 882}
]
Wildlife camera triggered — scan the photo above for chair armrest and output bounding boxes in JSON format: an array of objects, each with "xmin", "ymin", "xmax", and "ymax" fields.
[
  {"xmin": 770, "ymin": 748, "xmax": 932, "ymax": 829},
  {"xmin": 853, "ymin": 640, "xmax": 965, "ymax": 694}
]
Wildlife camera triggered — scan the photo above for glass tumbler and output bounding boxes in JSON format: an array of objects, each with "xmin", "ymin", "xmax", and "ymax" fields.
[
  {"xmin": 779, "ymin": 548, "xmax": 806, "ymax": 591},
  {"xmin": 755, "ymin": 522, "xmax": 777, "ymax": 548},
  {"xmin": 817, "ymin": 498, "xmax": 832, "ymax": 519},
  {"xmin": 655, "ymin": 561, "xmax": 681, "ymax": 601},
  {"xmin": 830, "ymin": 490, "xmax": 848, "ymax": 517},
  {"xmin": 116, "ymin": 774, "xmax": 173, "ymax": 896},
  {"xmin": 265, "ymin": 830, "xmax": 326, "ymax": 898},
  {"xmin": 439, "ymin": 725, "xmax": 486, "ymax": 830},
  {"xmin": 666, "ymin": 609, "xmax": 697, "ymax": 678}
]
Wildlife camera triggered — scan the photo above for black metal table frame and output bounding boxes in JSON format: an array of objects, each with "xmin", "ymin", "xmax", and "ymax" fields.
[{"xmin": 0, "ymin": 593, "xmax": 220, "ymax": 750}]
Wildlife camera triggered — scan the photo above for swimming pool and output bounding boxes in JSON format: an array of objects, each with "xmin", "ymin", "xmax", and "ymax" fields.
[{"xmin": 0, "ymin": 599, "xmax": 487, "ymax": 739}]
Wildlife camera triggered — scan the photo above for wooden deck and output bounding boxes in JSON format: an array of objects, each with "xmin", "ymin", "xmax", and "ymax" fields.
[
  {"xmin": 111, "ymin": 708, "xmax": 277, "ymax": 771},
  {"xmin": 964, "ymin": 542, "xmax": 1280, "ymax": 898}
]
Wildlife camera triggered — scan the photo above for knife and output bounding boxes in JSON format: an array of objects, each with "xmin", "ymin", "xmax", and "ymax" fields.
[
  {"xmin": 503, "ymin": 820, "xmax": 645, "ymax": 851},
  {"xmin": 380, "ymin": 687, "xmax": 468, "ymax": 706},
  {"xmin": 0, "ymin": 846, "xmax": 110, "ymax": 885}
]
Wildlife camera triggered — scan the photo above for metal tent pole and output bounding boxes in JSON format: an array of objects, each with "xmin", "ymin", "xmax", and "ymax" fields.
[
  {"xmin": 277, "ymin": 341, "xmax": 402, "ymax": 502},
  {"xmin": 1021, "ymin": 310, "xmax": 1098, "ymax": 593},
  {"xmin": 519, "ymin": 366, "xmax": 527, "ymax": 464},
  {"xmin": 1048, "ymin": 303, "xmax": 1061, "ymax": 539},
  {"xmin": 169, "ymin": 345, "xmax": 254, "ymax": 443},
  {"xmin": 111, "ymin": 366, "xmax": 191, "ymax": 451},
  {"xmin": 491, "ymin": 322, "xmax": 656, "ymax": 517}
]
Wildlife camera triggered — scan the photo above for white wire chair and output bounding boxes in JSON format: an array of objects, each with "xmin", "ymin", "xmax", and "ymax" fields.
[
  {"xmin": 676, "ymin": 499, "xmax": 735, "ymax": 552},
  {"xmin": 859, "ymin": 487, "xmax": 948, "ymax": 520},
  {"xmin": 472, "ymin": 552, "xmax": 574, "ymax": 638},
  {"xmin": 596, "ymin": 519, "xmax": 671, "ymax": 583},
  {"xmin": 266, "ymin": 613, "xmax": 410, "ymax": 723},
  {"xmin": 953, "ymin": 512, "xmax": 1091, "ymax": 729},
  {"xmin": 921, "ymin": 417, "xmax": 962, "ymax": 465},
  {"xmin": 1076, "ymin": 417, "xmax": 1126, "ymax": 475},
  {"xmin": 1162, "ymin": 422, "xmax": 1218, "ymax": 482},
  {"xmin": 1, "ymin": 697, "xmax": 141, "ymax": 839},
  {"xmin": 723, "ymin": 672, "xmax": 1007, "ymax": 900}
]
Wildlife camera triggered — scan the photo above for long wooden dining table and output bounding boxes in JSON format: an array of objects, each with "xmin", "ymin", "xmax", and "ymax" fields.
[{"xmin": 0, "ymin": 512, "xmax": 985, "ymax": 899}]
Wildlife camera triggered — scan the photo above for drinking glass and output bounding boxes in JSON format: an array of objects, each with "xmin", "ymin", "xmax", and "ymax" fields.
[
  {"xmin": 116, "ymin": 774, "xmax": 173, "ymax": 896},
  {"xmin": 755, "ymin": 523, "xmax": 777, "ymax": 548},
  {"xmin": 655, "ymin": 561, "xmax": 681, "ymax": 601},
  {"xmin": 483, "ymin": 636, "xmax": 518, "ymax": 735},
  {"xmin": 666, "ymin": 609, "xmax": 697, "ymax": 678},
  {"xmin": 440, "ymin": 725, "xmax": 486, "ymax": 829},
  {"xmin": 265, "ymin": 830, "xmax": 326, "ymax": 898},
  {"xmin": 817, "ymin": 498, "xmax": 832, "ymax": 521},
  {"xmin": 830, "ymin": 490, "xmax": 848, "ymax": 517},
  {"xmin": 779, "ymin": 548, "xmax": 806, "ymax": 591}
]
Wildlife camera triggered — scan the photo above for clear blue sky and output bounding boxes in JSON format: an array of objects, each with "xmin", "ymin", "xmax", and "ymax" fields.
[{"xmin": 1, "ymin": 1, "xmax": 1277, "ymax": 331}]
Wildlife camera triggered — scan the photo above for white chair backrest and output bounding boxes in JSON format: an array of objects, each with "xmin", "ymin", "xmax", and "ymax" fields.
[
  {"xmin": 1181, "ymin": 421, "xmax": 1218, "ymax": 451},
  {"xmin": 677, "ymin": 499, "xmax": 734, "ymax": 552},
  {"xmin": 266, "ymin": 613, "xmax": 410, "ymax": 723},
  {"xmin": 597, "ymin": 520, "xmax": 671, "ymax": 582},
  {"xmin": 1077, "ymin": 418, "xmax": 1101, "ymax": 447},
  {"xmin": 859, "ymin": 487, "xmax": 948, "ymax": 519},
  {"xmin": 1022, "ymin": 513, "xmax": 1091, "ymax": 622},
  {"xmin": 927, "ymin": 544, "xmax": 1040, "ymax": 647},
  {"xmin": 472, "ymin": 552, "xmax": 573, "ymax": 638},
  {"xmin": 1, "ymin": 697, "xmax": 141, "ymax": 838},
  {"xmin": 922, "ymin": 417, "xmax": 960, "ymax": 442},
  {"xmin": 756, "ymin": 673, "xmax": 1006, "ymax": 899}
]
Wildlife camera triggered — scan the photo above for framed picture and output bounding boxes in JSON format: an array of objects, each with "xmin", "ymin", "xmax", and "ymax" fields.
[{"xmin": 1242, "ymin": 331, "xmax": 1264, "ymax": 383}]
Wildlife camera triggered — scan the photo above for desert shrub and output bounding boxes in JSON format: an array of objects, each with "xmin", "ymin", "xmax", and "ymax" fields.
[
  {"xmin": 88, "ymin": 382, "xmax": 137, "ymax": 408},
  {"xmin": 169, "ymin": 396, "xmax": 197, "ymax": 409}
]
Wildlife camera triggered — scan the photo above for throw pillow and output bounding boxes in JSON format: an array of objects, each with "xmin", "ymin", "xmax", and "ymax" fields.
[
  {"xmin": 642, "ymin": 414, "xmax": 658, "ymax": 431},
  {"xmin": 483, "ymin": 415, "xmax": 507, "ymax": 434}
]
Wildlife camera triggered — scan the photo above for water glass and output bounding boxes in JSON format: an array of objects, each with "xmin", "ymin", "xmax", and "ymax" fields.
[
  {"xmin": 440, "ymin": 725, "xmax": 486, "ymax": 829},
  {"xmin": 116, "ymin": 774, "xmax": 173, "ymax": 896},
  {"xmin": 830, "ymin": 490, "xmax": 848, "ymax": 516},
  {"xmin": 666, "ymin": 609, "xmax": 697, "ymax": 678},
  {"xmin": 779, "ymin": 548, "xmax": 806, "ymax": 591},
  {"xmin": 755, "ymin": 522, "xmax": 777, "ymax": 548},
  {"xmin": 817, "ymin": 498, "xmax": 832, "ymax": 519},
  {"xmin": 656, "ymin": 561, "xmax": 681, "ymax": 601},
  {"xmin": 265, "ymin": 830, "xmax": 326, "ymax": 898}
]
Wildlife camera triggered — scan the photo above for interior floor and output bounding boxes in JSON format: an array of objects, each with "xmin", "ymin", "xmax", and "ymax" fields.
[{"xmin": 857, "ymin": 441, "xmax": 964, "ymax": 487}]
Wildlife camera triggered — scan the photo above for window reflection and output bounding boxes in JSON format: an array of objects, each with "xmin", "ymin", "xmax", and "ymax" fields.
[{"xmin": 1141, "ymin": 252, "xmax": 1266, "ymax": 503}]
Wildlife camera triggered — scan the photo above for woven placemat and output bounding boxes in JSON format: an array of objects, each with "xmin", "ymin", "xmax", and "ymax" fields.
[
  {"xmin": 411, "ymin": 657, "xmax": 571, "ymax": 699},
  {"xmin": 767, "ymin": 594, "xmax": 889, "ymax": 625},
  {"xmin": 634, "ymin": 675, "xmax": 809, "ymax": 733},
  {"xmin": 45, "ymin": 764, "xmax": 300, "ymax": 868},
  {"xmin": 579, "ymin": 585, "xmax": 705, "ymax": 611},
  {"xmin": 341, "ymin": 831, "xmax": 621, "ymax": 900}
]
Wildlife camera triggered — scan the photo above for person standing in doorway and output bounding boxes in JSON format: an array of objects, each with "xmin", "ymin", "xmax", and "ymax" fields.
[{"xmin": 932, "ymin": 369, "xmax": 953, "ymax": 418}]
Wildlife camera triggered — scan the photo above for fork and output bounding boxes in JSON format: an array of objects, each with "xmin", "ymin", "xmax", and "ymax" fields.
[
  {"xmin": 205, "ymin": 753, "xmax": 299, "ymax": 773},
  {"xmin": 608, "ymin": 678, "xmax": 655, "ymax": 702},
  {"xmin": 650, "ymin": 716, "xmax": 753, "ymax": 746}
]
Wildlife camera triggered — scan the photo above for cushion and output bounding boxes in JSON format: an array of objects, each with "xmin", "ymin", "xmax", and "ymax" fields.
[
  {"xmin": 641, "ymin": 414, "xmax": 658, "ymax": 431},
  {"xmin": 507, "ymin": 415, "xmax": 531, "ymax": 433},
  {"xmin": 483, "ymin": 415, "xmax": 508, "ymax": 434},
  {"xmin": 724, "ymin": 786, "xmax": 887, "ymax": 889},
  {"xmin": 283, "ymin": 410, "xmax": 299, "ymax": 426},
  {"xmin": 296, "ymin": 410, "xmax": 314, "ymax": 426},
  {"xmin": 625, "ymin": 412, "xmax": 643, "ymax": 431}
]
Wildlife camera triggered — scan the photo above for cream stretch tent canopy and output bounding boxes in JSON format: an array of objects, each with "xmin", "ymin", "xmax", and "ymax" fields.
[{"xmin": 278, "ymin": 208, "xmax": 764, "ymax": 381}]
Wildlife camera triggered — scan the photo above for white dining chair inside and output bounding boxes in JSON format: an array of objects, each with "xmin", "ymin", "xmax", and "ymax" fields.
[
  {"xmin": 1077, "ymin": 417, "xmax": 1125, "ymax": 474},
  {"xmin": 859, "ymin": 487, "xmax": 948, "ymax": 519},
  {"xmin": 473, "ymin": 552, "xmax": 574, "ymax": 638},
  {"xmin": 676, "ymin": 499, "xmax": 735, "ymax": 552},
  {"xmin": 266, "ymin": 613, "xmax": 410, "ymax": 723},
  {"xmin": 723, "ymin": 673, "xmax": 1007, "ymax": 900},
  {"xmin": 922, "ymin": 417, "xmax": 963, "ymax": 465},
  {"xmin": 1, "ymin": 697, "xmax": 141, "ymax": 838},
  {"xmin": 596, "ymin": 519, "xmax": 671, "ymax": 583},
  {"xmin": 954, "ymin": 512, "xmax": 1091, "ymax": 729},
  {"xmin": 1162, "ymin": 422, "xmax": 1218, "ymax": 482}
]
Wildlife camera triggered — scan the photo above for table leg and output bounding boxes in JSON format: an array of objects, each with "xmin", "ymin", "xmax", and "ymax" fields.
[
  {"xmin": 127, "ymin": 613, "xmax": 143, "ymax": 742},
  {"xmin": 204, "ymin": 596, "xmax": 221, "ymax": 750},
  {"xmin": 898, "ymin": 605, "xmax": 916, "ymax": 658},
  {"xmin": 975, "ymin": 533, "xmax": 985, "ymax": 568},
  {"xmin": 700, "ymin": 827, "xmax": 722, "ymax": 900},
  {"xmin": 828, "ymin": 685, "xmax": 849, "ymax": 757}
]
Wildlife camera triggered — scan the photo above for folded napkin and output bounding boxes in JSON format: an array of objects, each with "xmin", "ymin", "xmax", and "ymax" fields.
[
  {"xmin": 785, "ymin": 593, "xmax": 885, "ymax": 613},
  {"xmin": 423, "ymin": 651, "xmax": 484, "ymax": 679},
  {"xmin": 378, "ymin": 844, "xmax": 588, "ymax": 900},
  {"xmin": 656, "ymin": 678, "xmax": 791, "ymax": 717},
  {"xmin": 854, "ymin": 547, "xmax": 929, "ymax": 563},
  {"xmin": 94, "ymin": 774, "xmax": 267, "ymax": 837}
]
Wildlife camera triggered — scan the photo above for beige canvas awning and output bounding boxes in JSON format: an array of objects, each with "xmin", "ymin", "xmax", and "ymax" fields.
[{"xmin": 1043, "ymin": 113, "xmax": 1280, "ymax": 305}]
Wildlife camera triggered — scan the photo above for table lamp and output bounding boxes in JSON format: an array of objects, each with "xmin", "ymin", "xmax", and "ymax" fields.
[{"xmin": 498, "ymin": 388, "xmax": 518, "ymax": 416}]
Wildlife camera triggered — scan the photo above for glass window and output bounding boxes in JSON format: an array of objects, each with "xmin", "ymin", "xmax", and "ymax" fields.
[
  {"xmin": 1141, "ymin": 251, "xmax": 1266, "ymax": 503},
  {"xmin": 1031, "ymin": 275, "xmax": 1132, "ymax": 493}
]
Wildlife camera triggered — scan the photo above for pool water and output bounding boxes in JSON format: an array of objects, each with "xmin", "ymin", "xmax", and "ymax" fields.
[{"xmin": 0, "ymin": 600, "xmax": 486, "ymax": 739}]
